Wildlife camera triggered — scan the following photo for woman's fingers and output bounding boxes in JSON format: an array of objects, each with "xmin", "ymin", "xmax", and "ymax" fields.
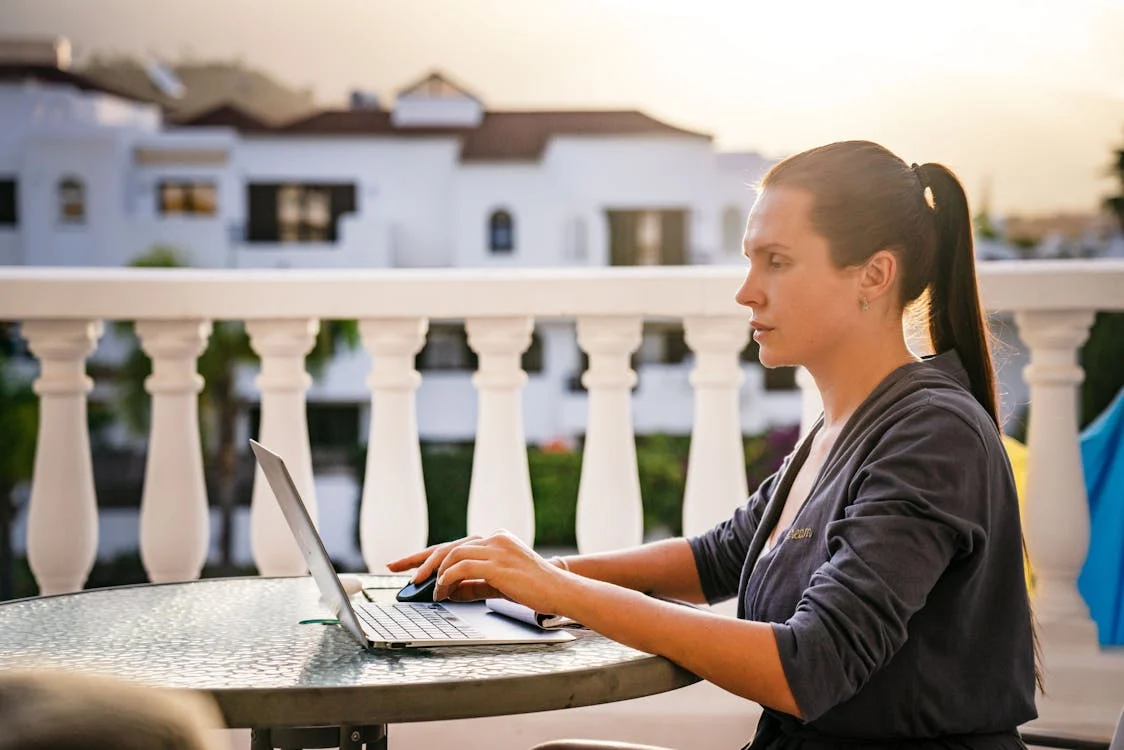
[
  {"xmin": 435, "ymin": 558, "xmax": 493, "ymax": 601},
  {"xmin": 387, "ymin": 536, "xmax": 483, "ymax": 582},
  {"xmin": 442, "ymin": 580, "xmax": 504, "ymax": 602},
  {"xmin": 385, "ymin": 545, "xmax": 438, "ymax": 573},
  {"xmin": 435, "ymin": 541, "xmax": 493, "ymax": 584}
]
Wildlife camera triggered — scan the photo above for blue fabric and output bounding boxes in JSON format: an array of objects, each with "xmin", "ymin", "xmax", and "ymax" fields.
[{"xmin": 1078, "ymin": 387, "xmax": 1124, "ymax": 645}]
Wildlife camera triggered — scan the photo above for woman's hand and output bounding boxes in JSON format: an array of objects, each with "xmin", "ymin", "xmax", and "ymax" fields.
[
  {"xmin": 386, "ymin": 532, "xmax": 570, "ymax": 610},
  {"xmin": 432, "ymin": 531, "xmax": 570, "ymax": 611},
  {"xmin": 386, "ymin": 535, "xmax": 483, "ymax": 585}
]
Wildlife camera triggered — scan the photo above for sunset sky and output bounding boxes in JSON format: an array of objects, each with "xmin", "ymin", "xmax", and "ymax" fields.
[{"xmin": 4, "ymin": 0, "xmax": 1123, "ymax": 216}]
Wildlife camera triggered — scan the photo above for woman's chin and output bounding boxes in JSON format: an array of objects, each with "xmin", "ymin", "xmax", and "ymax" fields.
[{"xmin": 758, "ymin": 351, "xmax": 791, "ymax": 370}]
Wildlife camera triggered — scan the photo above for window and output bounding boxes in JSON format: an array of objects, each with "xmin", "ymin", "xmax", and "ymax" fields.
[
  {"xmin": 58, "ymin": 177, "xmax": 85, "ymax": 224},
  {"xmin": 159, "ymin": 181, "xmax": 217, "ymax": 216},
  {"xmin": 488, "ymin": 209, "xmax": 514, "ymax": 253},
  {"xmin": 722, "ymin": 206, "xmax": 744, "ymax": 254},
  {"xmin": 0, "ymin": 179, "xmax": 16, "ymax": 227},
  {"xmin": 606, "ymin": 209, "xmax": 687, "ymax": 266},
  {"xmin": 246, "ymin": 183, "xmax": 356, "ymax": 244},
  {"xmin": 637, "ymin": 323, "xmax": 689, "ymax": 365},
  {"xmin": 416, "ymin": 324, "xmax": 477, "ymax": 371}
]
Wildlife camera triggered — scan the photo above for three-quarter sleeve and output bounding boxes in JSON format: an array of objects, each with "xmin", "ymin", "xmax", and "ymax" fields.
[
  {"xmin": 687, "ymin": 468, "xmax": 779, "ymax": 604},
  {"xmin": 770, "ymin": 404, "xmax": 989, "ymax": 722}
]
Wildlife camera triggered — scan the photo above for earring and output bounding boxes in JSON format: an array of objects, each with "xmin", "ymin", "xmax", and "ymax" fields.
[{"xmin": 860, "ymin": 297, "xmax": 870, "ymax": 312}]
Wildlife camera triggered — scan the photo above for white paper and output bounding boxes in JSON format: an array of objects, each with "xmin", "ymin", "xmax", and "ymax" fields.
[{"xmin": 484, "ymin": 598, "xmax": 580, "ymax": 630}]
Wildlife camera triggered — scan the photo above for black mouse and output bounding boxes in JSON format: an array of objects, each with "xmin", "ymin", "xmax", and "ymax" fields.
[{"xmin": 396, "ymin": 573, "xmax": 438, "ymax": 603}]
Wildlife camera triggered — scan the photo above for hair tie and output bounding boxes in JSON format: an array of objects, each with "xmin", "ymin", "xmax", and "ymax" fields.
[{"xmin": 910, "ymin": 162, "xmax": 928, "ymax": 190}]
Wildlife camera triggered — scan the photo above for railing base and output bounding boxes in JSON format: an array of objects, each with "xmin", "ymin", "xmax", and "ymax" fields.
[{"xmin": 1033, "ymin": 645, "xmax": 1124, "ymax": 736}]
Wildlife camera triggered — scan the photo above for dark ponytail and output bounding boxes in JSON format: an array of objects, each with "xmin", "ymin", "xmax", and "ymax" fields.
[
  {"xmin": 914, "ymin": 163, "xmax": 999, "ymax": 428},
  {"xmin": 912, "ymin": 165, "xmax": 1047, "ymax": 695}
]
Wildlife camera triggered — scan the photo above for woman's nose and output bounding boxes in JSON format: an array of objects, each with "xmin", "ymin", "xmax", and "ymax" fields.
[{"xmin": 735, "ymin": 267, "xmax": 762, "ymax": 310}]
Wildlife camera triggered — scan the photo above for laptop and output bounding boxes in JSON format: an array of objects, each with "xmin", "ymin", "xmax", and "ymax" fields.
[{"xmin": 249, "ymin": 439, "xmax": 575, "ymax": 650}]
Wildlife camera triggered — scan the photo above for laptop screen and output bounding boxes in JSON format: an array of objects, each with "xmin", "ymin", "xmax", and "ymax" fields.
[{"xmin": 249, "ymin": 440, "xmax": 368, "ymax": 645}]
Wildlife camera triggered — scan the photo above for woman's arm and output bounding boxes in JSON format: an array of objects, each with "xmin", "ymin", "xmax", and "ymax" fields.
[
  {"xmin": 554, "ymin": 537, "xmax": 707, "ymax": 604},
  {"xmin": 432, "ymin": 532, "xmax": 802, "ymax": 718},
  {"xmin": 559, "ymin": 572, "xmax": 801, "ymax": 717},
  {"xmin": 388, "ymin": 536, "xmax": 708, "ymax": 604}
]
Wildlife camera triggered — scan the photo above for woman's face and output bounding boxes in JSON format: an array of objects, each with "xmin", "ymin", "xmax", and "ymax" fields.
[{"xmin": 735, "ymin": 186, "xmax": 863, "ymax": 370}]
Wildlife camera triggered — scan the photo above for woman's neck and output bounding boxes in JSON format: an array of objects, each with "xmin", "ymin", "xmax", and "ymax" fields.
[{"xmin": 807, "ymin": 329, "xmax": 918, "ymax": 431}]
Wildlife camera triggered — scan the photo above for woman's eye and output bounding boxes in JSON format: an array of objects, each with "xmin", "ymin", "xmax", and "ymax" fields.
[{"xmin": 768, "ymin": 255, "xmax": 786, "ymax": 270}]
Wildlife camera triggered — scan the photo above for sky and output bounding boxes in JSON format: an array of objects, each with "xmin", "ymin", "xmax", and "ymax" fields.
[{"xmin": 3, "ymin": 0, "xmax": 1124, "ymax": 216}]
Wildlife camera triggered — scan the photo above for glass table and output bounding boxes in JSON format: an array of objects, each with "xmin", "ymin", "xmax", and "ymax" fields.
[{"xmin": 0, "ymin": 576, "xmax": 699, "ymax": 749}]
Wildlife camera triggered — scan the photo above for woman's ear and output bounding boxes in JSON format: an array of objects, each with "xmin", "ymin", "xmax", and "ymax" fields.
[{"xmin": 858, "ymin": 249, "xmax": 899, "ymax": 305}]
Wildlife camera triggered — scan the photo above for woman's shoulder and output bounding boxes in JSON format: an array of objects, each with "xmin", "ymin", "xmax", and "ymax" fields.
[{"xmin": 878, "ymin": 353, "xmax": 999, "ymax": 443}]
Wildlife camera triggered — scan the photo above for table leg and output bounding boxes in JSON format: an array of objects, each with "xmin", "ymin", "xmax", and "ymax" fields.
[
  {"xmin": 250, "ymin": 728, "xmax": 273, "ymax": 750},
  {"xmin": 341, "ymin": 725, "xmax": 387, "ymax": 749},
  {"xmin": 250, "ymin": 725, "xmax": 387, "ymax": 750}
]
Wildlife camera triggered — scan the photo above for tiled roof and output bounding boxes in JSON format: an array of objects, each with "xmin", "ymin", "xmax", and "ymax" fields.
[
  {"xmin": 0, "ymin": 63, "xmax": 151, "ymax": 103},
  {"xmin": 174, "ymin": 103, "xmax": 274, "ymax": 131},
  {"xmin": 460, "ymin": 111, "xmax": 710, "ymax": 161},
  {"xmin": 397, "ymin": 70, "xmax": 481, "ymax": 101},
  {"xmin": 278, "ymin": 109, "xmax": 448, "ymax": 136},
  {"xmin": 200, "ymin": 108, "xmax": 710, "ymax": 160}
]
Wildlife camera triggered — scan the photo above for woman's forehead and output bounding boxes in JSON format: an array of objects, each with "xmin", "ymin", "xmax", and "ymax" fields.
[{"xmin": 746, "ymin": 187, "xmax": 818, "ymax": 242}]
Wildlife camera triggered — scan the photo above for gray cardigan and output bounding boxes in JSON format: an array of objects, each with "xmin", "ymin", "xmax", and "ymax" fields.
[{"xmin": 689, "ymin": 351, "xmax": 1037, "ymax": 743}]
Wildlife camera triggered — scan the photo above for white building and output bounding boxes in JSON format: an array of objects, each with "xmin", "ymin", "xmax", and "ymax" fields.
[{"xmin": 0, "ymin": 48, "xmax": 801, "ymax": 451}]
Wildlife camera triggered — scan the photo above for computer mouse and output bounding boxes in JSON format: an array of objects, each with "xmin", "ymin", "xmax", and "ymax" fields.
[{"xmin": 396, "ymin": 573, "xmax": 439, "ymax": 603}]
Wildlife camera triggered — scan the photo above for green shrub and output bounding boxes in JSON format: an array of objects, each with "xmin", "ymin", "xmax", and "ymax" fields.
[
  {"xmin": 421, "ymin": 443, "xmax": 473, "ymax": 545},
  {"xmin": 529, "ymin": 449, "xmax": 581, "ymax": 546}
]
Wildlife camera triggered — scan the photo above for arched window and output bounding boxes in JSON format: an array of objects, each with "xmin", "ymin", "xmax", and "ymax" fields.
[
  {"xmin": 488, "ymin": 209, "xmax": 514, "ymax": 253},
  {"xmin": 722, "ymin": 205, "xmax": 744, "ymax": 254},
  {"xmin": 58, "ymin": 176, "xmax": 85, "ymax": 224}
]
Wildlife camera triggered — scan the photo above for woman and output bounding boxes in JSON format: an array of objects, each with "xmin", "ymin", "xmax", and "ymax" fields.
[{"xmin": 388, "ymin": 141, "xmax": 1039, "ymax": 749}]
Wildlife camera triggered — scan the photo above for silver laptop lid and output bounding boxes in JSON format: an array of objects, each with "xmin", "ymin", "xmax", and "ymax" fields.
[{"xmin": 249, "ymin": 439, "xmax": 369, "ymax": 646}]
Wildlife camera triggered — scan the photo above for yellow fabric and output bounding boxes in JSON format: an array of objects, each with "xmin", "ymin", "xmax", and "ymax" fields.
[{"xmin": 1002, "ymin": 435, "xmax": 1034, "ymax": 591}]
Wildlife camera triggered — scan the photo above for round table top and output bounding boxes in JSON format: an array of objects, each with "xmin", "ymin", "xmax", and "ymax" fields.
[{"xmin": 0, "ymin": 576, "xmax": 699, "ymax": 728}]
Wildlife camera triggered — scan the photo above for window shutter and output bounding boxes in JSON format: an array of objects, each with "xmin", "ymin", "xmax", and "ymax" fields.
[{"xmin": 246, "ymin": 184, "xmax": 279, "ymax": 242}]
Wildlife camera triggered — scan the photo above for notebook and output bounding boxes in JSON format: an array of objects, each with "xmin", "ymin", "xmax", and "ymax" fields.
[{"xmin": 249, "ymin": 439, "xmax": 575, "ymax": 650}]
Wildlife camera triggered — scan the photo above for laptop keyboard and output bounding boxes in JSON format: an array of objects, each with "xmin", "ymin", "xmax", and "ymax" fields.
[{"xmin": 355, "ymin": 603, "xmax": 483, "ymax": 642}]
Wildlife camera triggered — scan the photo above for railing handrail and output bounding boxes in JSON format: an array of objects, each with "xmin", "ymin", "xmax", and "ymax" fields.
[{"xmin": 1, "ymin": 260, "xmax": 1122, "ymax": 320}]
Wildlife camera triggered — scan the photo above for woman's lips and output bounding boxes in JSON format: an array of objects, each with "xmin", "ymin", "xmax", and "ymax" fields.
[{"xmin": 751, "ymin": 322, "xmax": 774, "ymax": 341}]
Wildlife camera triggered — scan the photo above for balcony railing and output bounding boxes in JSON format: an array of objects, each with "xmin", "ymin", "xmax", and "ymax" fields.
[{"xmin": 1, "ymin": 261, "xmax": 1123, "ymax": 736}]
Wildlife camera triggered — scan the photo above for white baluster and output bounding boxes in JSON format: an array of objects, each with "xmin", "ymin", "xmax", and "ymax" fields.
[
  {"xmin": 22, "ymin": 320, "xmax": 102, "ymax": 595},
  {"xmin": 796, "ymin": 366, "xmax": 822, "ymax": 437},
  {"xmin": 465, "ymin": 317, "xmax": 535, "ymax": 544},
  {"xmin": 247, "ymin": 319, "xmax": 319, "ymax": 576},
  {"xmin": 135, "ymin": 320, "xmax": 211, "ymax": 583},
  {"xmin": 575, "ymin": 316, "xmax": 643, "ymax": 553},
  {"xmin": 682, "ymin": 317, "xmax": 750, "ymax": 537},
  {"xmin": 1015, "ymin": 310, "xmax": 1098, "ymax": 645},
  {"xmin": 358, "ymin": 318, "xmax": 428, "ymax": 571}
]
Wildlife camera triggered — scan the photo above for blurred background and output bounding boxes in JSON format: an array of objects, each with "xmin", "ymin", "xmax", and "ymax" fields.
[{"xmin": 0, "ymin": 0, "xmax": 1121, "ymax": 603}]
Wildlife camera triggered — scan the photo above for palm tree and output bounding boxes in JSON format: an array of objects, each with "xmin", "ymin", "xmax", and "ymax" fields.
[
  {"xmin": 1104, "ymin": 141, "xmax": 1124, "ymax": 230},
  {"xmin": 117, "ymin": 247, "xmax": 357, "ymax": 572},
  {"xmin": 0, "ymin": 328, "xmax": 38, "ymax": 599}
]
